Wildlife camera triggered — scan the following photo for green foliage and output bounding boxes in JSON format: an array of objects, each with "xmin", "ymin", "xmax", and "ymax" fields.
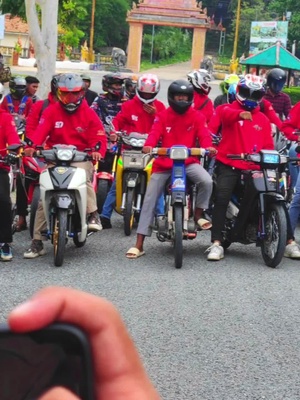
[
  {"xmin": 283, "ymin": 87, "xmax": 300, "ymax": 105},
  {"xmin": 59, "ymin": 0, "xmax": 88, "ymax": 48},
  {"xmin": 142, "ymin": 27, "xmax": 192, "ymax": 63}
]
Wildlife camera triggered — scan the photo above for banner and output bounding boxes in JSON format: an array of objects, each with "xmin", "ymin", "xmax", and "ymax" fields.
[
  {"xmin": 249, "ymin": 21, "xmax": 288, "ymax": 55},
  {"xmin": 0, "ymin": 15, "xmax": 4, "ymax": 40}
]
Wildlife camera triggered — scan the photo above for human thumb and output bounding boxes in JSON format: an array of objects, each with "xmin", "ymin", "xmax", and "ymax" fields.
[{"xmin": 38, "ymin": 387, "xmax": 80, "ymax": 400}]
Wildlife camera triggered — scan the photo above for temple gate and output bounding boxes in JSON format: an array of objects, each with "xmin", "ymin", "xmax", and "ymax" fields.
[{"xmin": 126, "ymin": 0, "xmax": 209, "ymax": 72}]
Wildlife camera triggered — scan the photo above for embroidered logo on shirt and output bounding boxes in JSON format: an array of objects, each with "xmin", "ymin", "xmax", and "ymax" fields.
[
  {"xmin": 55, "ymin": 121, "xmax": 64, "ymax": 128},
  {"xmin": 253, "ymin": 124, "xmax": 262, "ymax": 131},
  {"xmin": 76, "ymin": 126, "xmax": 85, "ymax": 133},
  {"xmin": 132, "ymin": 115, "xmax": 138, "ymax": 121}
]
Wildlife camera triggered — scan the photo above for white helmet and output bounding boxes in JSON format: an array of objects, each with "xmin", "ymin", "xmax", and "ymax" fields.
[
  {"xmin": 0, "ymin": 83, "xmax": 5, "ymax": 103},
  {"xmin": 187, "ymin": 69, "xmax": 211, "ymax": 95},
  {"xmin": 136, "ymin": 73, "xmax": 160, "ymax": 104}
]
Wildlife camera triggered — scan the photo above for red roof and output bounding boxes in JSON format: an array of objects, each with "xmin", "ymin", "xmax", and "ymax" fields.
[{"xmin": 5, "ymin": 14, "xmax": 29, "ymax": 34}]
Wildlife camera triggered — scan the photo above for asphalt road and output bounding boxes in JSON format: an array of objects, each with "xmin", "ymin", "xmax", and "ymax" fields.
[{"xmin": 4, "ymin": 63, "xmax": 300, "ymax": 400}]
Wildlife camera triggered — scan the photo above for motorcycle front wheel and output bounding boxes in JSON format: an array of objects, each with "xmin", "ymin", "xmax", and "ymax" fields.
[
  {"xmin": 124, "ymin": 188, "xmax": 135, "ymax": 236},
  {"xmin": 261, "ymin": 203, "xmax": 287, "ymax": 268},
  {"xmin": 53, "ymin": 209, "xmax": 68, "ymax": 267},
  {"xmin": 174, "ymin": 204, "xmax": 183, "ymax": 269}
]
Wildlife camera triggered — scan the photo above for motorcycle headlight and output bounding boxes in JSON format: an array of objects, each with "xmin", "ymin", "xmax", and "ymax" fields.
[
  {"xmin": 130, "ymin": 138, "xmax": 145, "ymax": 148},
  {"xmin": 56, "ymin": 149, "xmax": 74, "ymax": 161},
  {"xmin": 170, "ymin": 147, "xmax": 188, "ymax": 160}
]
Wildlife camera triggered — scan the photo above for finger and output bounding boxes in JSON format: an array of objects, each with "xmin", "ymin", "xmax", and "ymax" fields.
[
  {"xmin": 39, "ymin": 387, "xmax": 79, "ymax": 400},
  {"xmin": 9, "ymin": 287, "xmax": 159, "ymax": 400}
]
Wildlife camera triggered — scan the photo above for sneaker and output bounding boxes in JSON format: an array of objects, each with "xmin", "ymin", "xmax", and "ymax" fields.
[
  {"xmin": 100, "ymin": 216, "xmax": 112, "ymax": 229},
  {"xmin": 205, "ymin": 243, "xmax": 224, "ymax": 261},
  {"xmin": 284, "ymin": 241, "xmax": 300, "ymax": 259},
  {"xmin": 88, "ymin": 212, "xmax": 103, "ymax": 232},
  {"xmin": 0, "ymin": 243, "xmax": 12, "ymax": 261},
  {"xmin": 24, "ymin": 240, "xmax": 46, "ymax": 259}
]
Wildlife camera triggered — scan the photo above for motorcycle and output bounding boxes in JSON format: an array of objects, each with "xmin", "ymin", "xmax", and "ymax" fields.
[
  {"xmin": 151, "ymin": 145, "xmax": 208, "ymax": 269},
  {"xmin": 37, "ymin": 144, "xmax": 92, "ymax": 267},
  {"xmin": 19, "ymin": 154, "xmax": 46, "ymax": 238},
  {"xmin": 114, "ymin": 131, "xmax": 153, "ymax": 236},
  {"xmin": 94, "ymin": 121, "xmax": 118, "ymax": 214},
  {"xmin": 219, "ymin": 149, "xmax": 289, "ymax": 268}
]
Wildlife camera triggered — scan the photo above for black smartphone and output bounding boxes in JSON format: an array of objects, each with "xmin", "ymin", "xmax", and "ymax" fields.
[{"xmin": 0, "ymin": 322, "xmax": 95, "ymax": 400}]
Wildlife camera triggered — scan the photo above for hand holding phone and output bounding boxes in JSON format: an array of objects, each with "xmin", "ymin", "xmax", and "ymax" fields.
[{"xmin": 7, "ymin": 287, "xmax": 160, "ymax": 400}]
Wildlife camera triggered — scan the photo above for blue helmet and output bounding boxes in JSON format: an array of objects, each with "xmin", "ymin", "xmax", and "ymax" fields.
[
  {"xmin": 227, "ymin": 83, "xmax": 238, "ymax": 104},
  {"xmin": 236, "ymin": 74, "xmax": 265, "ymax": 110}
]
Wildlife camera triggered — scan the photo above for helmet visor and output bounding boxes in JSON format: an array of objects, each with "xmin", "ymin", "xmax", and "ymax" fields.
[{"xmin": 57, "ymin": 89, "xmax": 85, "ymax": 105}]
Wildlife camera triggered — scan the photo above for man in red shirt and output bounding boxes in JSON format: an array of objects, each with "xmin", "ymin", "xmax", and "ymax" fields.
[
  {"xmin": 23, "ymin": 73, "xmax": 107, "ymax": 259},
  {"xmin": 187, "ymin": 69, "xmax": 214, "ymax": 123},
  {"xmin": 15, "ymin": 74, "xmax": 61, "ymax": 232},
  {"xmin": 264, "ymin": 68, "xmax": 291, "ymax": 120},
  {"xmin": 126, "ymin": 79, "xmax": 215, "ymax": 259},
  {"xmin": 0, "ymin": 109, "xmax": 21, "ymax": 261},
  {"xmin": 206, "ymin": 74, "xmax": 274, "ymax": 261},
  {"xmin": 100, "ymin": 73, "xmax": 166, "ymax": 229},
  {"xmin": 1, "ymin": 76, "xmax": 32, "ymax": 119}
]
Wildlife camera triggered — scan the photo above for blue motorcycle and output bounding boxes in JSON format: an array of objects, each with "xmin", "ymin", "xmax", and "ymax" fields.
[{"xmin": 152, "ymin": 145, "xmax": 208, "ymax": 269}]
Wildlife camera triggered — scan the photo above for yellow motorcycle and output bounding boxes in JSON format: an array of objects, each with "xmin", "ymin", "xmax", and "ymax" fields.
[{"xmin": 114, "ymin": 132, "xmax": 153, "ymax": 236}]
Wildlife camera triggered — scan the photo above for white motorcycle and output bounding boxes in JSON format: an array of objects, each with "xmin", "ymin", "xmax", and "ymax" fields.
[{"xmin": 38, "ymin": 144, "xmax": 91, "ymax": 267}]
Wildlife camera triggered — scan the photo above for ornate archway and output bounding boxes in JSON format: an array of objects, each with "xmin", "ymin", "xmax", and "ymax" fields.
[{"xmin": 126, "ymin": 0, "xmax": 209, "ymax": 72}]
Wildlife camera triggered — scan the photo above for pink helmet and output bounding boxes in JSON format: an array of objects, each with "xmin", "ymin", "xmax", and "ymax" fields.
[{"xmin": 136, "ymin": 73, "xmax": 160, "ymax": 104}]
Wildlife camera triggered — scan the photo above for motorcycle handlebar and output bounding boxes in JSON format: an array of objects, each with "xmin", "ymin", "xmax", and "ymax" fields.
[
  {"xmin": 151, "ymin": 147, "xmax": 208, "ymax": 157},
  {"xmin": 227, "ymin": 153, "xmax": 246, "ymax": 160}
]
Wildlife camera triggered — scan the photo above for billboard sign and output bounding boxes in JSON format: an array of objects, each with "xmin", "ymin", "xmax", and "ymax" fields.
[{"xmin": 249, "ymin": 21, "xmax": 288, "ymax": 55}]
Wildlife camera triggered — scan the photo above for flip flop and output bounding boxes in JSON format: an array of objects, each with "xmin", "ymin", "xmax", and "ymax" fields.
[
  {"xmin": 197, "ymin": 218, "xmax": 212, "ymax": 230},
  {"xmin": 126, "ymin": 247, "xmax": 145, "ymax": 259}
]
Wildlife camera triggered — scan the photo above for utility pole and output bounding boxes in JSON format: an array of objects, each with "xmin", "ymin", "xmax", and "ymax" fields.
[
  {"xmin": 231, "ymin": 0, "xmax": 241, "ymax": 73},
  {"xmin": 89, "ymin": 0, "xmax": 96, "ymax": 63}
]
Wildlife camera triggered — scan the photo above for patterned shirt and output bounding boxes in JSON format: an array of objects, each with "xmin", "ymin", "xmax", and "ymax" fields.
[{"xmin": 263, "ymin": 90, "xmax": 291, "ymax": 119}]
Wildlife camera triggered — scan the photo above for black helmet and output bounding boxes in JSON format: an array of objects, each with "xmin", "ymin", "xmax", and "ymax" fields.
[
  {"xmin": 102, "ymin": 73, "xmax": 124, "ymax": 97},
  {"xmin": 50, "ymin": 74, "xmax": 61, "ymax": 95},
  {"xmin": 124, "ymin": 75, "xmax": 138, "ymax": 99},
  {"xmin": 167, "ymin": 80, "xmax": 194, "ymax": 114},
  {"xmin": 9, "ymin": 76, "xmax": 27, "ymax": 99},
  {"xmin": 56, "ymin": 73, "xmax": 86, "ymax": 113},
  {"xmin": 266, "ymin": 68, "xmax": 286, "ymax": 94}
]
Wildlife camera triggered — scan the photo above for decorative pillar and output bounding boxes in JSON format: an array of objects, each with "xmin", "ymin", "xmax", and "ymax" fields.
[
  {"xmin": 191, "ymin": 28, "xmax": 206, "ymax": 70},
  {"xmin": 127, "ymin": 22, "xmax": 143, "ymax": 72}
]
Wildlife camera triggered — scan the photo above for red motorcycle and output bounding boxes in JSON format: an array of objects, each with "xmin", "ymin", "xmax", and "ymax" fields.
[{"xmin": 17, "ymin": 154, "xmax": 46, "ymax": 237}]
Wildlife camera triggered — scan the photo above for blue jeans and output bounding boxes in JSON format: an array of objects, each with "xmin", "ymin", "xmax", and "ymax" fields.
[
  {"xmin": 289, "ymin": 170, "xmax": 300, "ymax": 234},
  {"xmin": 100, "ymin": 179, "xmax": 165, "ymax": 219},
  {"xmin": 289, "ymin": 143, "xmax": 300, "ymax": 189}
]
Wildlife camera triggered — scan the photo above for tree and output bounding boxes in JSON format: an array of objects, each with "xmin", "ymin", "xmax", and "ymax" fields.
[{"xmin": 25, "ymin": 0, "xmax": 59, "ymax": 98}]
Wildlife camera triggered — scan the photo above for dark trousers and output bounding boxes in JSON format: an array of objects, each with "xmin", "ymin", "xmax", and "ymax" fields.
[
  {"xmin": 211, "ymin": 161, "xmax": 294, "ymax": 243},
  {"xmin": 211, "ymin": 162, "xmax": 241, "ymax": 243},
  {"xmin": 0, "ymin": 169, "xmax": 13, "ymax": 243}
]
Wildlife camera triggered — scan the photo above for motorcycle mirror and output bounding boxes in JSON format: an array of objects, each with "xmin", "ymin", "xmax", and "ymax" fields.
[{"xmin": 0, "ymin": 323, "xmax": 95, "ymax": 400}]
